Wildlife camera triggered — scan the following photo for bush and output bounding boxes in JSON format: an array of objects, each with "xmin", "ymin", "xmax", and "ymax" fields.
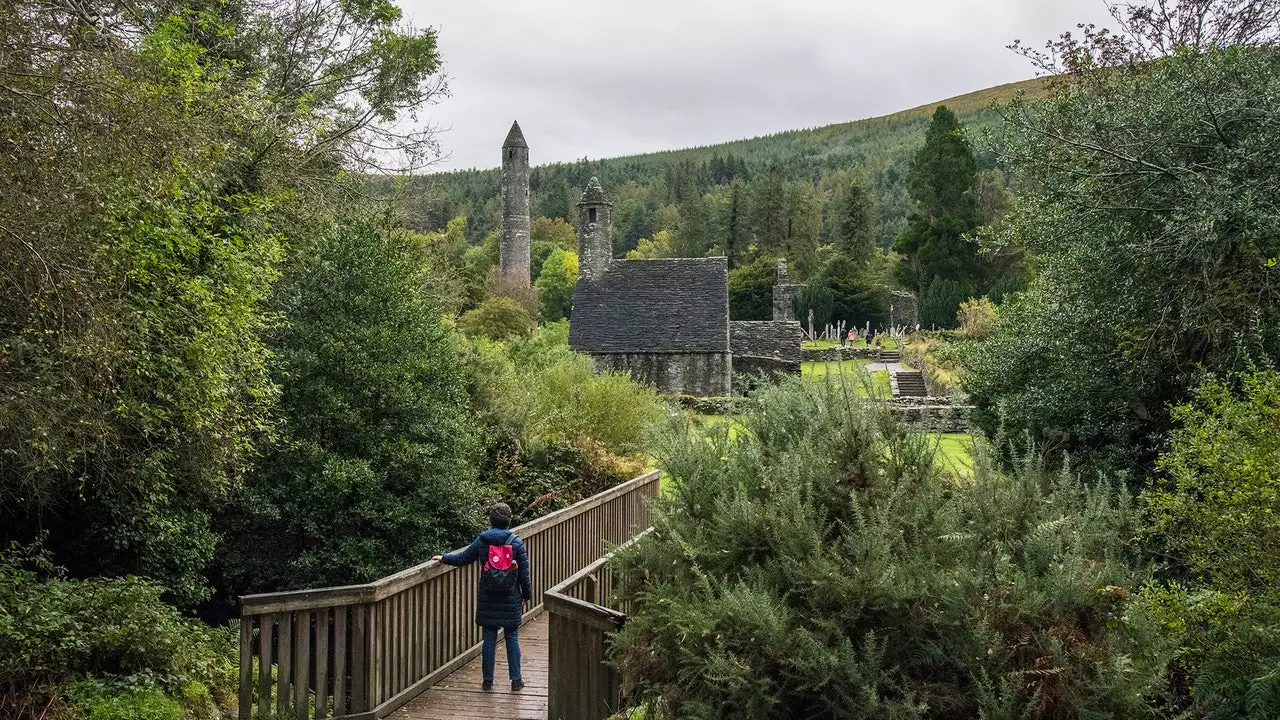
[
  {"xmin": 1137, "ymin": 370, "xmax": 1280, "ymax": 717},
  {"xmin": 459, "ymin": 296, "xmax": 536, "ymax": 340},
  {"xmin": 461, "ymin": 323, "xmax": 663, "ymax": 522},
  {"xmin": 956, "ymin": 297, "xmax": 996, "ymax": 340},
  {"xmin": 613, "ymin": 379, "xmax": 1167, "ymax": 719},
  {"xmin": 0, "ymin": 545, "xmax": 236, "ymax": 720},
  {"xmin": 535, "ymin": 249, "xmax": 578, "ymax": 321}
]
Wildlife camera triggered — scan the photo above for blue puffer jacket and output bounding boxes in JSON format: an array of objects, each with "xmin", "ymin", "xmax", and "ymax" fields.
[{"xmin": 441, "ymin": 528, "xmax": 532, "ymax": 628}]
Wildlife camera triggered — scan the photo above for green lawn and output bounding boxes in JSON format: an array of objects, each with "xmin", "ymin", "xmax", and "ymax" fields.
[
  {"xmin": 802, "ymin": 336, "xmax": 899, "ymax": 351},
  {"xmin": 801, "ymin": 359, "xmax": 892, "ymax": 397},
  {"xmin": 930, "ymin": 433, "xmax": 974, "ymax": 477}
]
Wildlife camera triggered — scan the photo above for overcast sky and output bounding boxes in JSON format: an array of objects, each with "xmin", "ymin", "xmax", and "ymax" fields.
[{"xmin": 400, "ymin": 1, "xmax": 1114, "ymax": 172}]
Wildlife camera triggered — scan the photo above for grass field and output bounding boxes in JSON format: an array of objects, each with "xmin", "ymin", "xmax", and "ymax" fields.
[
  {"xmin": 801, "ymin": 359, "xmax": 892, "ymax": 397},
  {"xmin": 930, "ymin": 433, "xmax": 974, "ymax": 477},
  {"xmin": 802, "ymin": 337, "xmax": 899, "ymax": 351}
]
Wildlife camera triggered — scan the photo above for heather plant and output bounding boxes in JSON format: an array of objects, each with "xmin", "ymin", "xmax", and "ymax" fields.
[{"xmin": 613, "ymin": 379, "xmax": 1167, "ymax": 719}]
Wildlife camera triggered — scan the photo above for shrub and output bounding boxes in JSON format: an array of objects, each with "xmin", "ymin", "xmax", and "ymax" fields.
[
  {"xmin": 459, "ymin": 296, "xmax": 536, "ymax": 341},
  {"xmin": 0, "ymin": 545, "xmax": 237, "ymax": 720},
  {"xmin": 956, "ymin": 297, "xmax": 996, "ymax": 340},
  {"xmin": 1137, "ymin": 370, "xmax": 1280, "ymax": 717},
  {"xmin": 613, "ymin": 379, "xmax": 1167, "ymax": 719}
]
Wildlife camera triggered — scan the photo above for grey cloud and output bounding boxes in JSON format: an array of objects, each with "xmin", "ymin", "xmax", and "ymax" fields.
[{"xmin": 402, "ymin": 0, "xmax": 1113, "ymax": 171}]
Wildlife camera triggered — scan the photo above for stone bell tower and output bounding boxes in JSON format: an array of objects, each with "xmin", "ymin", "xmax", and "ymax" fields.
[
  {"xmin": 498, "ymin": 121, "xmax": 531, "ymax": 291},
  {"xmin": 576, "ymin": 177, "xmax": 613, "ymax": 283}
]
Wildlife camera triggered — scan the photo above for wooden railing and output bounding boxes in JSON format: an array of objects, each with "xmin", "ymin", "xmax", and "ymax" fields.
[
  {"xmin": 544, "ymin": 529, "xmax": 651, "ymax": 720},
  {"xmin": 237, "ymin": 470, "xmax": 660, "ymax": 720}
]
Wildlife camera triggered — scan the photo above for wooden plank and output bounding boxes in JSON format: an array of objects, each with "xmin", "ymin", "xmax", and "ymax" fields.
[
  {"xmin": 316, "ymin": 609, "xmax": 330, "ymax": 719},
  {"xmin": 238, "ymin": 617, "xmax": 253, "ymax": 720},
  {"xmin": 351, "ymin": 605, "xmax": 368, "ymax": 713},
  {"xmin": 277, "ymin": 614, "xmax": 292, "ymax": 719},
  {"xmin": 258, "ymin": 614, "xmax": 274, "ymax": 717},
  {"xmin": 294, "ymin": 609, "xmax": 311, "ymax": 720},
  {"xmin": 334, "ymin": 607, "xmax": 348, "ymax": 717},
  {"xmin": 371, "ymin": 597, "xmax": 384, "ymax": 702}
]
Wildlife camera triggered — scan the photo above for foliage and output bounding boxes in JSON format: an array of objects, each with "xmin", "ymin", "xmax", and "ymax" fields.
[
  {"xmin": 794, "ymin": 284, "xmax": 836, "ymax": 331},
  {"xmin": 0, "ymin": 5, "xmax": 285, "ymax": 607},
  {"xmin": 627, "ymin": 230, "xmax": 677, "ymax": 260},
  {"xmin": 1136, "ymin": 370, "xmax": 1280, "ymax": 718},
  {"xmin": 459, "ymin": 297, "xmax": 537, "ymax": 341},
  {"xmin": 966, "ymin": 11, "xmax": 1280, "ymax": 471},
  {"xmin": 814, "ymin": 253, "xmax": 892, "ymax": 330},
  {"xmin": 531, "ymin": 217, "xmax": 578, "ymax": 276},
  {"xmin": 831, "ymin": 179, "xmax": 878, "ymax": 265},
  {"xmin": 919, "ymin": 277, "xmax": 973, "ymax": 329},
  {"xmin": 613, "ymin": 379, "xmax": 1167, "ymax": 719},
  {"xmin": 535, "ymin": 249, "xmax": 579, "ymax": 321},
  {"xmin": 727, "ymin": 256, "xmax": 779, "ymax": 321},
  {"xmin": 461, "ymin": 323, "xmax": 662, "ymax": 522},
  {"xmin": 219, "ymin": 221, "xmax": 481, "ymax": 593},
  {"xmin": 0, "ymin": 545, "xmax": 236, "ymax": 720},
  {"xmin": 893, "ymin": 106, "xmax": 982, "ymax": 295},
  {"xmin": 956, "ymin": 297, "xmax": 997, "ymax": 340}
]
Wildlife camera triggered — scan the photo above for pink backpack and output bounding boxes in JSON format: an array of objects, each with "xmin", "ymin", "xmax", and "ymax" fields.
[{"xmin": 481, "ymin": 536, "xmax": 518, "ymax": 592}]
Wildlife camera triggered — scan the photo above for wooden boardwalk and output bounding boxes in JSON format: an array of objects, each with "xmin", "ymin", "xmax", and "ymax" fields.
[{"xmin": 392, "ymin": 613, "xmax": 549, "ymax": 720}]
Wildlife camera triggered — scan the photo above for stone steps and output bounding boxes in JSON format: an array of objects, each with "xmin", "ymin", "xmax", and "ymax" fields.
[
  {"xmin": 893, "ymin": 371, "xmax": 928, "ymax": 397},
  {"xmin": 879, "ymin": 350, "xmax": 901, "ymax": 363}
]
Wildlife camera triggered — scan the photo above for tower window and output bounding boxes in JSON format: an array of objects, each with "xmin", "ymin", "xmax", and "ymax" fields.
[
  {"xmin": 508, "ymin": 149, "xmax": 514, "ymax": 160},
  {"xmin": 588, "ymin": 208, "xmax": 597, "ymax": 224}
]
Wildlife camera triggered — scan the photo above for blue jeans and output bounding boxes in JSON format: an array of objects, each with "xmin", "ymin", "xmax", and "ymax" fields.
[{"xmin": 481, "ymin": 625, "xmax": 521, "ymax": 682}]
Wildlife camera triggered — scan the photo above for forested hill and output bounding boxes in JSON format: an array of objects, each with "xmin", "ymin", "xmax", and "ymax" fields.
[{"xmin": 402, "ymin": 77, "xmax": 1047, "ymax": 265}]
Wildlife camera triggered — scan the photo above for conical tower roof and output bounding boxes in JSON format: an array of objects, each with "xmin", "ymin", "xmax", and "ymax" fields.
[
  {"xmin": 502, "ymin": 120, "xmax": 528, "ymax": 148},
  {"xmin": 577, "ymin": 177, "xmax": 610, "ymax": 205}
]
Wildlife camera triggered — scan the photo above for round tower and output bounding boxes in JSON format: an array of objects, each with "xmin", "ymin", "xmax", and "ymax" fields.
[
  {"xmin": 576, "ymin": 177, "xmax": 613, "ymax": 282},
  {"xmin": 499, "ymin": 120, "xmax": 531, "ymax": 291}
]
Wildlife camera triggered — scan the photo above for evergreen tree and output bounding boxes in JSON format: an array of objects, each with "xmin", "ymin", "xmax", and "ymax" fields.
[
  {"xmin": 220, "ymin": 220, "xmax": 481, "ymax": 592},
  {"xmin": 893, "ymin": 106, "xmax": 981, "ymax": 293},
  {"xmin": 750, "ymin": 164, "xmax": 788, "ymax": 256},
  {"xmin": 831, "ymin": 179, "xmax": 877, "ymax": 265},
  {"xmin": 722, "ymin": 180, "xmax": 750, "ymax": 269}
]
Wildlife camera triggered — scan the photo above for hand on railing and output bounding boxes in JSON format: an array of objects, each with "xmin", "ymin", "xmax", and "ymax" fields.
[{"xmin": 430, "ymin": 555, "xmax": 442, "ymax": 562}]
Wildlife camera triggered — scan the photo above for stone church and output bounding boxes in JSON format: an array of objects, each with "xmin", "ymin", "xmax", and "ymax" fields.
[{"xmin": 496, "ymin": 124, "xmax": 801, "ymax": 397}]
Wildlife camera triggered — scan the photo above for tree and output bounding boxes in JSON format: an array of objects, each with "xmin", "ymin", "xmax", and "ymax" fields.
[
  {"xmin": 460, "ymin": 297, "xmax": 537, "ymax": 341},
  {"xmin": 893, "ymin": 106, "xmax": 981, "ymax": 293},
  {"xmin": 965, "ymin": 4, "xmax": 1280, "ymax": 471},
  {"xmin": 831, "ymin": 179, "xmax": 877, "ymax": 265},
  {"xmin": 816, "ymin": 255, "xmax": 890, "ymax": 329},
  {"xmin": 220, "ymin": 221, "xmax": 481, "ymax": 592},
  {"xmin": 720, "ymin": 180, "xmax": 751, "ymax": 269},
  {"xmin": 530, "ymin": 216, "xmax": 577, "ymax": 275},
  {"xmin": 727, "ymin": 255, "xmax": 778, "ymax": 321},
  {"xmin": 535, "ymin": 249, "xmax": 578, "ymax": 321},
  {"xmin": 627, "ymin": 230, "xmax": 676, "ymax": 260}
]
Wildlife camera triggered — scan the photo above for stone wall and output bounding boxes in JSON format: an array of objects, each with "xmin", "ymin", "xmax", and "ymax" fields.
[
  {"xmin": 889, "ymin": 290, "xmax": 918, "ymax": 329},
  {"xmin": 772, "ymin": 284, "xmax": 804, "ymax": 322},
  {"xmin": 887, "ymin": 401, "xmax": 972, "ymax": 433},
  {"xmin": 801, "ymin": 346, "xmax": 882, "ymax": 362},
  {"xmin": 591, "ymin": 352, "xmax": 731, "ymax": 397}
]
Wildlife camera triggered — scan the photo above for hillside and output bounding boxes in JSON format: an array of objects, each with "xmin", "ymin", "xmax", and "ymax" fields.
[{"xmin": 402, "ymin": 77, "xmax": 1048, "ymax": 265}]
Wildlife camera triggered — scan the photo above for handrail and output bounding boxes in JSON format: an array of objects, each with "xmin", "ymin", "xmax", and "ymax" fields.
[
  {"xmin": 240, "ymin": 470, "xmax": 661, "ymax": 614},
  {"xmin": 543, "ymin": 528, "xmax": 652, "ymax": 720},
  {"xmin": 237, "ymin": 469, "xmax": 660, "ymax": 720}
]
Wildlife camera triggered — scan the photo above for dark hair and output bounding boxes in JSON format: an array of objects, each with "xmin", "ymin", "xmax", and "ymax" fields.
[{"xmin": 487, "ymin": 503, "xmax": 513, "ymax": 529}]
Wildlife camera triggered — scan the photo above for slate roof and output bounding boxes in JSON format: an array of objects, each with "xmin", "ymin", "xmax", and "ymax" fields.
[
  {"xmin": 503, "ymin": 121, "xmax": 528, "ymax": 148},
  {"xmin": 570, "ymin": 258, "xmax": 730, "ymax": 354}
]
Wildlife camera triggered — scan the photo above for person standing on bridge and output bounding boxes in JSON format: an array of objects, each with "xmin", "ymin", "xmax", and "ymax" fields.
[{"xmin": 432, "ymin": 503, "xmax": 532, "ymax": 691}]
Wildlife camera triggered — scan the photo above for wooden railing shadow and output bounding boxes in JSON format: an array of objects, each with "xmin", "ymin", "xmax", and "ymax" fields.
[
  {"xmin": 544, "ymin": 530, "xmax": 650, "ymax": 720},
  {"xmin": 236, "ymin": 470, "xmax": 660, "ymax": 720}
]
